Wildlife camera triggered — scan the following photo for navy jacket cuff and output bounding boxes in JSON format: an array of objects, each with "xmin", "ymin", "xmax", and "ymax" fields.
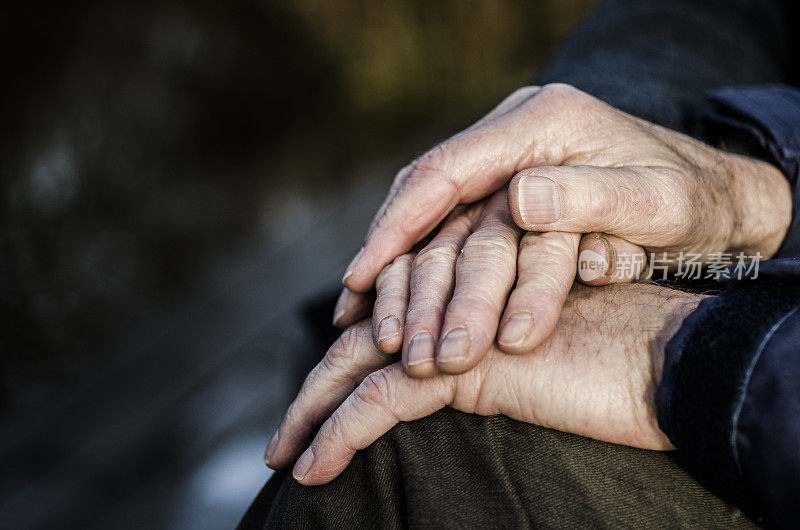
[{"xmin": 655, "ymin": 259, "xmax": 800, "ymax": 525}]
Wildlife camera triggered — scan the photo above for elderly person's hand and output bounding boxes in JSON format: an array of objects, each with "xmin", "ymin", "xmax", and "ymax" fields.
[
  {"xmin": 341, "ymin": 84, "xmax": 790, "ymax": 291},
  {"xmin": 334, "ymin": 84, "xmax": 790, "ymax": 375},
  {"xmin": 343, "ymin": 187, "xmax": 583, "ymax": 378},
  {"xmin": 265, "ymin": 282, "xmax": 703, "ymax": 486}
]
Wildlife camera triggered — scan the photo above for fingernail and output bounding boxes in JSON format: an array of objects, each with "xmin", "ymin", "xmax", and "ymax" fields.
[
  {"xmin": 438, "ymin": 328, "xmax": 471, "ymax": 364},
  {"xmin": 378, "ymin": 316, "xmax": 401, "ymax": 343},
  {"xmin": 498, "ymin": 312, "xmax": 534, "ymax": 346},
  {"xmin": 518, "ymin": 176, "xmax": 561, "ymax": 225},
  {"xmin": 293, "ymin": 448, "xmax": 314, "ymax": 482},
  {"xmin": 406, "ymin": 332, "xmax": 434, "ymax": 366},
  {"xmin": 332, "ymin": 289, "xmax": 349, "ymax": 326},
  {"xmin": 590, "ymin": 234, "xmax": 615, "ymax": 276},
  {"xmin": 577, "ymin": 249, "xmax": 609, "ymax": 283},
  {"xmin": 264, "ymin": 431, "xmax": 279, "ymax": 466},
  {"xmin": 342, "ymin": 247, "xmax": 364, "ymax": 283}
]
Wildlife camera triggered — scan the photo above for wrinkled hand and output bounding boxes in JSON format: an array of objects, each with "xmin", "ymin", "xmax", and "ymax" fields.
[
  {"xmin": 344, "ymin": 188, "xmax": 580, "ymax": 377},
  {"xmin": 338, "ymin": 83, "xmax": 790, "ymax": 297},
  {"xmin": 265, "ymin": 283, "xmax": 704, "ymax": 486}
]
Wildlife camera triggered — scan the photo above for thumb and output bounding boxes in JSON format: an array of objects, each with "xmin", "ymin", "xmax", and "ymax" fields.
[{"xmin": 507, "ymin": 165, "xmax": 690, "ymax": 249}]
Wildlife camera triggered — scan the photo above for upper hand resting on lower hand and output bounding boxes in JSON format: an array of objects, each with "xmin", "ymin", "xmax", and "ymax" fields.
[
  {"xmin": 265, "ymin": 282, "xmax": 704, "ymax": 486},
  {"xmin": 339, "ymin": 84, "xmax": 790, "ymax": 297}
]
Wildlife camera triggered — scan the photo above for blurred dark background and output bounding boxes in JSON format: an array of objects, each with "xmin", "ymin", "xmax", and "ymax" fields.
[{"xmin": 0, "ymin": 1, "xmax": 595, "ymax": 527}]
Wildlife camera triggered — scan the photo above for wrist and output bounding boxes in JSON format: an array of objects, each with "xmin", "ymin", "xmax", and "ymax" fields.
[
  {"xmin": 726, "ymin": 154, "xmax": 791, "ymax": 258},
  {"xmin": 649, "ymin": 291, "xmax": 705, "ymax": 387}
]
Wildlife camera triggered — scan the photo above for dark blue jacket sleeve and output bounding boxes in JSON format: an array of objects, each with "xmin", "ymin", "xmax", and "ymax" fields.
[{"xmin": 655, "ymin": 87, "xmax": 800, "ymax": 529}]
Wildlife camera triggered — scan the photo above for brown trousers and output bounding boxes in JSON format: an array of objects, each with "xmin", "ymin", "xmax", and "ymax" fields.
[{"xmin": 239, "ymin": 408, "xmax": 759, "ymax": 529}]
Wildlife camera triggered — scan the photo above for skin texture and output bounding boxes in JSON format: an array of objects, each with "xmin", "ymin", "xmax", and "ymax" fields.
[
  {"xmin": 335, "ymin": 84, "xmax": 791, "ymax": 375},
  {"xmin": 368, "ymin": 190, "xmax": 580, "ymax": 377},
  {"xmin": 300, "ymin": 85, "xmax": 789, "ymax": 489},
  {"xmin": 265, "ymin": 283, "xmax": 704, "ymax": 486}
]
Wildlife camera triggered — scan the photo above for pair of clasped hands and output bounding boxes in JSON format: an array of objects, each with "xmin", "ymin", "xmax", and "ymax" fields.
[{"xmin": 264, "ymin": 85, "xmax": 791, "ymax": 485}]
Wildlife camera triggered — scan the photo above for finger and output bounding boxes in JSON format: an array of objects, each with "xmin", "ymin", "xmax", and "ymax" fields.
[
  {"xmin": 402, "ymin": 209, "xmax": 478, "ymax": 377},
  {"xmin": 372, "ymin": 254, "xmax": 414, "ymax": 353},
  {"xmin": 333, "ymin": 287, "xmax": 374, "ymax": 329},
  {"xmin": 342, "ymin": 86, "xmax": 558, "ymax": 293},
  {"xmin": 365, "ymin": 86, "xmax": 536, "ymax": 239},
  {"xmin": 577, "ymin": 233, "xmax": 648, "ymax": 285},
  {"xmin": 264, "ymin": 321, "xmax": 390, "ymax": 470},
  {"xmin": 292, "ymin": 363, "xmax": 455, "ymax": 485},
  {"xmin": 359, "ymin": 86, "xmax": 537, "ymax": 259},
  {"xmin": 436, "ymin": 190, "xmax": 521, "ymax": 374},
  {"xmin": 508, "ymin": 165, "xmax": 690, "ymax": 248},
  {"xmin": 497, "ymin": 232, "xmax": 579, "ymax": 354}
]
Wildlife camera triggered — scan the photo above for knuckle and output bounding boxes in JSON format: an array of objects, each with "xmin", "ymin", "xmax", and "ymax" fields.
[
  {"xmin": 322, "ymin": 344, "xmax": 351, "ymax": 371},
  {"xmin": 325, "ymin": 410, "xmax": 345, "ymax": 442},
  {"xmin": 540, "ymin": 82, "xmax": 576, "ymax": 96},
  {"xmin": 378, "ymin": 253, "xmax": 414, "ymax": 284},
  {"xmin": 302, "ymin": 362, "xmax": 323, "ymax": 386},
  {"xmin": 536, "ymin": 83, "xmax": 603, "ymax": 124},
  {"xmin": 391, "ymin": 163, "xmax": 414, "ymax": 190},
  {"xmin": 356, "ymin": 370, "xmax": 394, "ymax": 409},
  {"xmin": 283, "ymin": 399, "xmax": 300, "ymax": 424},
  {"xmin": 413, "ymin": 244, "xmax": 457, "ymax": 271},
  {"xmin": 395, "ymin": 253, "xmax": 415, "ymax": 267},
  {"xmin": 518, "ymin": 234, "xmax": 541, "ymax": 254},
  {"xmin": 512, "ymin": 85, "xmax": 539, "ymax": 98},
  {"xmin": 411, "ymin": 144, "xmax": 451, "ymax": 181},
  {"xmin": 376, "ymin": 256, "xmax": 403, "ymax": 288},
  {"xmin": 478, "ymin": 207, "xmax": 515, "ymax": 231},
  {"xmin": 280, "ymin": 402, "xmax": 313, "ymax": 441},
  {"xmin": 330, "ymin": 327, "xmax": 367, "ymax": 361},
  {"xmin": 406, "ymin": 144, "xmax": 462, "ymax": 203},
  {"xmin": 283, "ymin": 400, "xmax": 313, "ymax": 436},
  {"xmin": 461, "ymin": 233, "xmax": 516, "ymax": 260},
  {"xmin": 375, "ymin": 266, "xmax": 393, "ymax": 288},
  {"xmin": 508, "ymin": 86, "xmax": 531, "ymax": 100},
  {"xmin": 495, "ymin": 86, "xmax": 539, "ymax": 114},
  {"xmin": 538, "ymin": 83, "xmax": 581, "ymax": 106},
  {"xmin": 324, "ymin": 409, "xmax": 360, "ymax": 454},
  {"xmin": 519, "ymin": 232, "xmax": 574, "ymax": 260},
  {"xmin": 318, "ymin": 352, "xmax": 338, "ymax": 374}
]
